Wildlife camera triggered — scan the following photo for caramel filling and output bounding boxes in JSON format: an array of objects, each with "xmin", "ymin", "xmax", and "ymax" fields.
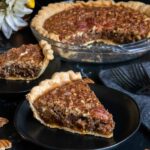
[
  {"xmin": 44, "ymin": 6, "xmax": 150, "ymax": 44},
  {"xmin": 0, "ymin": 44, "xmax": 44, "ymax": 78}
]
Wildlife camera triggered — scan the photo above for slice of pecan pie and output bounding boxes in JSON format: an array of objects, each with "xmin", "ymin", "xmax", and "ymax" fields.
[
  {"xmin": 0, "ymin": 40, "xmax": 54, "ymax": 80},
  {"xmin": 31, "ymin": 0, "xmax": 150, "ymax": 45},
  {"xmin": 26, "ymin": 71, "xmax": 115, "ymax": 138}
]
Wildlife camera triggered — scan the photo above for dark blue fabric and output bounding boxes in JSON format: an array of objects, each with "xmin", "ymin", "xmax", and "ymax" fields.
[{"xmin": 99, "ymin": 62, "xmax": 150, "ymax": 130}]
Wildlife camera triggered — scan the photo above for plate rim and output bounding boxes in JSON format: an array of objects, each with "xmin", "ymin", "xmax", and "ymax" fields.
[{"xmin": 14, "ymin": 85, "xmax": 141, "ymax": 150}]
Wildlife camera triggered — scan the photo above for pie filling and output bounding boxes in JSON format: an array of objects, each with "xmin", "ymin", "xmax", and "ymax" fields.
[
  {"xmin": 33, "ymin": 79, "xmax": 115, "ymax": 135},
  {"xmin": 0, "ymin": 64, "xmax": 41, "ymax": 78},
  {"xmin": 0, "ymin": 44, "xmax": 44, "ymax": 79},
  {"xmin": 44, "ymin": 5, "xmax": 150, "ymax": 44}
]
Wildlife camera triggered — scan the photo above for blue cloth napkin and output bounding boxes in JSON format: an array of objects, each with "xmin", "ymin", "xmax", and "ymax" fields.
[{"xmin": 99, "ymin": 62, "xmax": 150, "ymax": 130}]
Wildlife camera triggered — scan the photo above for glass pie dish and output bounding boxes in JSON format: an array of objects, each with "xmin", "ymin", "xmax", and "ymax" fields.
[{"xmin": 31, "ymin": 27, "xmax": 150, "ymax": 63}]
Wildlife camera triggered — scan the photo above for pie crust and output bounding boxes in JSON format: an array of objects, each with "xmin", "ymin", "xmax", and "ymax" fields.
[
  {"xmin": 31, "ymin": 0, "xmax": 150, "ymax": 44},
  {"xmin": 26, "ymin": 70, "xmax": 115, "ymax": 138},
  {"xmin": 0, "ymin": 40, "xmax": 54, "ymax": 80}
]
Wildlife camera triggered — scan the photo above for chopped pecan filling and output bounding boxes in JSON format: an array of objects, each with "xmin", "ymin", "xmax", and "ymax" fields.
[
  {"xmin": 0, "ymin": 44, "xmax": 44, "ymax": 78},
  {"xmin": 44, "ymin": 6, "xmax": 150, "ymax": 44},
  {"xmin": 33, "ymin": 79, "xmax": 115, "ymax": 135},
  {"xmin": 0, "ymin": 64, "xmax": 41, "ymax": 78}
]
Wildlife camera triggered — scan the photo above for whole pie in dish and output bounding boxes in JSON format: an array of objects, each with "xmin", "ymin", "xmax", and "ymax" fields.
[
  {"xmin": 0, "ymin": 40, "xmax": 54, "ymax": 80},
  {"xmin": 26, "ymin": 71, "xmax": 115, "ymax": 138},
  {"xmin": 31, "ymin": 0, "xmax": 150, "ymax": 45}
]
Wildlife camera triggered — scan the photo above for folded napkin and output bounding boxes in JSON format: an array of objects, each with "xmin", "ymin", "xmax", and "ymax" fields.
[{"xmin": 99, "ymin": 62, "xmax": 150, "ymax": 130}]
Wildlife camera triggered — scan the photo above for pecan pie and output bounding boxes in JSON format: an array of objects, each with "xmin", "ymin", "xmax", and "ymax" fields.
[
  {"xmin": 26, "ymin": 71, "xmax": 115, "ymax": 138},
  {"xmin": 31, "ymin": 0, "xmax": 150, "ymax": 45},
  {"xmin": 0, "ymin": 40, "xmax": 54, "ymax": 80}
]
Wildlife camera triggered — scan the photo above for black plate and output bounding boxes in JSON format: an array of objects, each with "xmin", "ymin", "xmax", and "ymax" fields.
[
  {"xmin": 14, "ymin": 85, "xmax": 140, "ymax": 150},
  {"xmin": 0, "ymin": 58, "xmax": 61, "ymax": 94}
]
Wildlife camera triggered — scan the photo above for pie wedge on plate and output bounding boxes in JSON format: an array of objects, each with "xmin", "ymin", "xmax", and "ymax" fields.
[
  {"xmin": 26, "ymin": 71, "xmax": 115, "ymax": 138},
  {"xmin": 0, "ymin": 40, "xmax": 54, "ymax": 80}
]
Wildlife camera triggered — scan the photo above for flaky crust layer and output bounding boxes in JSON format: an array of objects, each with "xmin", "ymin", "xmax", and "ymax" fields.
[
  {"xmin": 31, "ymin": 0, "xmax": 150, "ymax": 42},
  {"xmin": 0, "ymin": 40, "xmax": 54, "ymax": 81},
  {"xmin": 26, "ymin": 71, "xmax": 113, "ymax": 138}
]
